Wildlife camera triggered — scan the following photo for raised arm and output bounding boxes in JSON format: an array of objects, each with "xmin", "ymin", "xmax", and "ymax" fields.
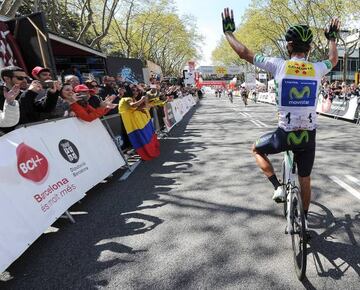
[
  {"xmin": 325, "ymin": 18, "xmax": 340, "ymax": 68},
  {"xmin": 222, "ymin": 8, "xmax": 255, "ymax": 64}
]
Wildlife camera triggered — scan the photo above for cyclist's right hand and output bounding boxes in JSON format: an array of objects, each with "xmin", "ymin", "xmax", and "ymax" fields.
[{"xmin": 222, "ymin": 8, "xmax": 236, "ymax": 34}]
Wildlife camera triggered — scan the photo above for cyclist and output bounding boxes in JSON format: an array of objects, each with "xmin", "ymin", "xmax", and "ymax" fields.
[
  {"xmin": 222, "ymin": 8, "xmax": 339, "ymax": 220},
  {"xmin": 228, "ymin": 89, "xmax": 233, "ymax": 103},
  {"xmin": 240, "ymin": 86, "xmax": 248, "ymax": 106}
]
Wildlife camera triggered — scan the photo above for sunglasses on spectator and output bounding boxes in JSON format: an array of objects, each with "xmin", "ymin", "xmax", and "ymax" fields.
[{"xmin": 12, "ymin": 76, "xmax": 29, "ymax": 81}]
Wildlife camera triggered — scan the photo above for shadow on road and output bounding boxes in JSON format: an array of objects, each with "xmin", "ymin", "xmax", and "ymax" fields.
[
  {"xmin": 302, "ymin": 201, "xmax": 360, "ymax": 288},
  {"xmin": 0, "ymin": 105, "xmax": 204, "ymax": 289}
]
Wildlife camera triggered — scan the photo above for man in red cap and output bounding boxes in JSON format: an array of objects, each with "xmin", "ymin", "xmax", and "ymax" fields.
[{"xmin": 31, "ymin": 66, "xmax": 62, "ymax": 118}]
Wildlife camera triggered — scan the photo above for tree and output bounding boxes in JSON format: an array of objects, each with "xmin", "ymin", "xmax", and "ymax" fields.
[
  {"xmin": 18, "ymin": 0, "xmax": 120, "ymax": 48},
  {"xmin": 212, "ymin": 0, "xmax": 355, "ymax": 67},
  {"xmin": 0, "ymin": 0, "xmax": 25, "ymax": 17},
  {"xmin": 104, "ymin": 0, "xmax": 202, "ymax": 75}
]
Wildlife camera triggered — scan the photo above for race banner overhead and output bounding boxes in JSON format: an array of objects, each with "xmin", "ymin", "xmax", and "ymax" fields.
[
  {"xmin": 197, "ymin": 66, "xmax": 244, "ymax": 75},
  {"xmin": 0, "ymin": 118, "xmax": 125, "ymax": 273}
]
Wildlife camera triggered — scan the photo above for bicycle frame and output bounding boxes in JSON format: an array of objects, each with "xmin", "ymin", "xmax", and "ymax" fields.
[{"xmin": 283, "ymin": 151, "xmax": 297, "ymax": 234}]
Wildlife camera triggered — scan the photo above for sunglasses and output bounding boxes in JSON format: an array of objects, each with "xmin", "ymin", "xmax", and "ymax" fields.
[{"xmin": 13, "ymin": 76, "xmax": 29, "ymax": 81}]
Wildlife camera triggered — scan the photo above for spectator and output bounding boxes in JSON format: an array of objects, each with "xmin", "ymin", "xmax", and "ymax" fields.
[
  {"xmin": 349, "ymin": 83, "xmax": 359, "ymax": 97},
  {"xmin": 331, "ymin": 80, "xmax": 342, "ymax": 97},
  {"xmin": 118, "ymin": 85, "xmax": 160, "ymax": 160},
  {"xmin": 64, "ymin": 75, "xmax": 80, "ymax": 89},
  {"xmin": 18, "ymin": 79, "xmax": 58, "ymax": 125},
  {"xmin": 85, "ymin": 80, "xmax": 102, "ymax": 108},
  {"xmin": 61, "ymin": 84, "xmax": 116, "ymax": 122},
  {"xmin": 31, "ymin": 66, "xmax": 63, "ymax": 118},
  {"xmin": 0, "ymin": 66, "xmax": 27, "ymax": 133},
  {"xmin": 99, "ymin": 75, "xmax": 117, "ymax": 100},
  {"xmin": 0, "ymin": 84, "xmax": 20, "ymax": 135},
  {"xmin": 0, "ymin": 65, "xmax": 58, "ymax": 132}
]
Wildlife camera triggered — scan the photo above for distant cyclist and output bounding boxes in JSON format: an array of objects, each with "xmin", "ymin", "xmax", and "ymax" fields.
[
  {"xmin": 228, "ymin": 89, "xmax": 233, "ymax": 103},
  {"xmin": 240, "ymin": 86, "xmax": 248, "ymax": 106},
  {"xmin": 222, "ymin": 8, "xmax": 339, "ymax": 221}
]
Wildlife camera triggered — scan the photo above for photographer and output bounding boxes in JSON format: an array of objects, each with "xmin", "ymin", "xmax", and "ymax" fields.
[
  {"xmin": 31, "ymin": 66, "xmax": 63, "ymax": 119},
  {"xmin": 0, "ymin": 66, "xmax": 58, "ymax": 131},
  {"xmin": 61, "ymin": 84, "xmax": 116, "ymax": 122}
]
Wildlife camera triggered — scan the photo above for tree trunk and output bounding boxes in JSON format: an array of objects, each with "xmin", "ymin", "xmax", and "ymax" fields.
[
  {"xmin": 5, "ymin": 0, "xmax": 24, "ymax": 18},
  {"xmin": 0, "ymin": 0, "xmax": 13, "ymax": 15}
]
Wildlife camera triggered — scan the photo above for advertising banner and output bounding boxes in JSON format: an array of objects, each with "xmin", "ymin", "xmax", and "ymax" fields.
[
  {"xmin": 316, "ymin": 94, "xmax": 359, "ymax": 120},
  {"xmin": 164, "ymin": 95, "xmax": 197, "ymax": 131},
  {"xmin": 0, "ymin": 118, "xmax": 125, "ymax": 273},
  {"xmin": 106, "ymin": 57, "xmax": 144, "ymax": 84},
  {"xmin": 163, "ymin": 103, "xmax": 177, "ymax": 131},
  {"xmin": 257, "ymin": 92, "xmax": 276, "ymax": 105}
]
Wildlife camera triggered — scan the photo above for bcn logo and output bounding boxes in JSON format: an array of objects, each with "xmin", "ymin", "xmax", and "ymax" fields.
[{"xmin": 16, "ymin": 143, "xmax": 49, "ymax": 183}]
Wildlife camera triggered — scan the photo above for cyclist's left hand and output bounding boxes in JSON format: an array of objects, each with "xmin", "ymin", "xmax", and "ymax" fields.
[
  {"xmin": 325, "ymin": 18, "xmax": 340, "ymax": 41},
  {"xmin": 222, "ymin": 8, "xmax": 236, "ymax": 34}
]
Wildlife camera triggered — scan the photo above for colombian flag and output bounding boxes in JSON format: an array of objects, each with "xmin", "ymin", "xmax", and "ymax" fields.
[{"xmin": 119, "ymin": 98, "xmax": 160, "ymax": 160}]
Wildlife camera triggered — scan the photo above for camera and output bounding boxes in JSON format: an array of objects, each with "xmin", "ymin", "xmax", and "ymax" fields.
[{"xmin": 40, "ymin": 80, "xmax": 55, "ymax": 89}]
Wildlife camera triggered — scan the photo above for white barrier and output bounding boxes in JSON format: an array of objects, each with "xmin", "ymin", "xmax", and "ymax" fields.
[
  {"xmin": 0, "ymin": 118, "xmax": 125, "ymax": 273},
  {"xmin": 316, "ymin": 94, "xmax": 359, "ymax": 121},
  {"xmin": 164, "ymin": 95, "xmax": 197, "ymax": 131}
]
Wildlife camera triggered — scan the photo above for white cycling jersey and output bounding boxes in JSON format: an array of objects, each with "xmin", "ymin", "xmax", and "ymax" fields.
[{"xmin": 253, "ymin": 54, "xmax": 332, "ymax": 131}]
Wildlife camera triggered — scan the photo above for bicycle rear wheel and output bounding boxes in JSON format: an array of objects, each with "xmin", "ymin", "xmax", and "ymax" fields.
[{"xmin": 290, "ymin": 186, "xmax": 307, "ymax": 280}]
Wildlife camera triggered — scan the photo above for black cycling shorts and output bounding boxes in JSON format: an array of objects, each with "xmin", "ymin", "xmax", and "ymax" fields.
[{"xmin": 255, "ymin": 127, "xmax": 316, "ymax": 177}]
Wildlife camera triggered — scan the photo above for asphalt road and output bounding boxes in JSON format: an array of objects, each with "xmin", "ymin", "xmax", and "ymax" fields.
[{"xmin": 1, "ymin": 94, "xmax": 360, "ymax": 289}]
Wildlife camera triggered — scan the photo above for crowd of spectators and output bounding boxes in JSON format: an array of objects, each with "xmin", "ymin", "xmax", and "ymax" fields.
[
  {"xmin": 320, "ymin": 79, "xmax": 360, "ymax": 101},
  {"xmin": 0, "ymin": 65, "xmax": 198, "ymax": 137}
]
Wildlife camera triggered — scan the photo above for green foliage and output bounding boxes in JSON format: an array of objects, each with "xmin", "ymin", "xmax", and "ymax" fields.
[
  {"xmin": 17, "ymin": 0, "xmax": 201, "ymax": 76},
  {"xmin": 104, "ymin": 0, "xmax": 202, "ymax": 75},
  {"xmin": 212, "ymin": 0, "xmax": 357, "ymax": 65}
]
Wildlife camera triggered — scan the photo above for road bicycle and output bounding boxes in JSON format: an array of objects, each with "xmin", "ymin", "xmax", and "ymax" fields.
[{"xmin": 281, "ymin": 150, "xmax": 308, "ymax": 280}]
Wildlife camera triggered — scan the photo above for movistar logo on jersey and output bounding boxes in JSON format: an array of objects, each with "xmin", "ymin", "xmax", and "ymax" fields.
[
  {"xmin": 254, "ymin": 54, "xmax": 265, "ymax": 63},
  {"xmin": 287, "ymin": 131, "xmax": 309, "ymax": 145},
  {"xmin": 290, "ymin": 86, "xmax": 310, "ymax": 100},
  {"xmin": 281, "ymin": 79, "xmax": 317, "ymax": 107}
]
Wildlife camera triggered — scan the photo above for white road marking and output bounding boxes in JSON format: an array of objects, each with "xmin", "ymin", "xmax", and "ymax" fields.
[
  {"xmin": 256, "ymin": 120, "xmax": 268, "ymax": 128},
  {"xmin": 330, "ymin": 176, "xmax": 360, "ymax": 200},
  {"xmin": 345, "ymin": 175, "xmax": 360, "ymax": 186},
  {"xmin": 250, "ymin": 120, "xmax": 262, "ymax": 128}
]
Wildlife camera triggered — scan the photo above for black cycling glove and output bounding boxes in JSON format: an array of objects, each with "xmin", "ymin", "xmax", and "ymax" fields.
[
  {"xmin": 222, "ymin": 10, "xmax": 236, "ymax": 33},
  {"xmin": 325, "ymin": 21, "xmax": 339, "ymax": 41}
]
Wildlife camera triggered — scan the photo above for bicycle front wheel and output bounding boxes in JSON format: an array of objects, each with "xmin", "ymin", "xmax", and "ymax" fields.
[{"xmin": 290, "ymin": 186, "xmax": 307, "ymax": 280}]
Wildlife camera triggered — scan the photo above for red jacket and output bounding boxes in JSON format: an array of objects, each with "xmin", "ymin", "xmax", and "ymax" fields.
[{"xmin": 70, "ymin": 102, "xmax": 109, "ymax": 122}]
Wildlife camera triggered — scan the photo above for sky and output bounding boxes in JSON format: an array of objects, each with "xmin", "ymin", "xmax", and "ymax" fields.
[{"xmin": 174, "ymin": 0, "xmax": 252, "ymax": 66}]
